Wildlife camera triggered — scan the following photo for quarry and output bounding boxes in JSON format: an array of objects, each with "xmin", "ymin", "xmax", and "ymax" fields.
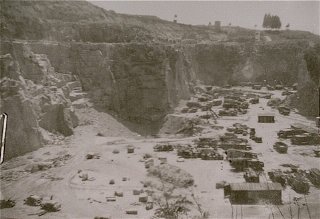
[{"xmin": 0, "ymin": 1, "xmax": 319, "ymax": 219}]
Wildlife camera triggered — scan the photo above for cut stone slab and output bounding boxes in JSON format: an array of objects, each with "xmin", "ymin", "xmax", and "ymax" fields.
[
  {"xmin": 126, "ymin": 209, "xmax": 138, "ymax": 215},
  {"xmin": 94, "ymin": 217, "xmax": 111, "ymax": 219},
  {"xmin": 138, "ymin": 195, "xmax": 148, "ymax": 203},
  {"xmin": 133, "ymin": 190, "xmax": 141, "ymax": 195},
  {"xmin": 106, "ymin": 197, "xmax": 116, "ymax": 202},
  {"xmin": 127, "ymin": 145, "xmax": 135, "ymax": 153}
]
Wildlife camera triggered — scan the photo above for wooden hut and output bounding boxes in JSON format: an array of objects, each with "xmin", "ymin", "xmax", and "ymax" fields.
[
  {"xmin": 258, "ymin": 113, "xmax": 275, "ymax": 123},
  {"xmin": 225, "ymin": 183, "xmax": 282, "ymax": 204}
]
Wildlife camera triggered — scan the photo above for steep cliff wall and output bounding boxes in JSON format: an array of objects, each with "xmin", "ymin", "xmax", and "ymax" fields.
[
  {"xmin": 294, "ymin": 44, "xmax": 320, "ymax": 117},
  {"xmin": 5, "ymin": 42, "xmax": 195, "ymax": 134},
  {"xmin": 191, "ymin": 43, "xmax": 245, "ymax": 85},
  {"xmin": 0, "ymin": 42, "xmax": 78, "ymax": 159}
]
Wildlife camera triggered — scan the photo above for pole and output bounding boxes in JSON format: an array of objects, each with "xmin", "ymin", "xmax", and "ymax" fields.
[
  {"xmin": 289, "ymin": 194, "xmax": 293, "ymax": 219},
  {"xmin": 0, "ymin": 113, "xmax": 8, "ymax": 164},
  {"xmin": 241, "ymin": 205, "xmax": 243, "ymax": 219},
  {"xmin": 304, "ymin": 195, "xmax": 312, "ymax": 219},
  {"xmin": 235, "ymin": 205, "xmax": 238, "ymax": 219},
  {"xmin": 231, "ymin": 204, "xmax": 234, "ymax": 219},
  {"xmin": 275, "ymin": 204, "xmax": 285, "ymax": 219}
]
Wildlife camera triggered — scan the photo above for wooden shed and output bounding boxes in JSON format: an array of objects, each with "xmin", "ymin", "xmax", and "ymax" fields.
[
  {"xmin": 225, "ymin": 183, "xmax": 282, "ymax": 205},
  {"xmin": 258, "ymin": 113, "xmax": 275, "ymax": 123}
]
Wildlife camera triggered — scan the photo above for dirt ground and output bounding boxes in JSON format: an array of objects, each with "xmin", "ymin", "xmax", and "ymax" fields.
[{"xmin": 1, "ymin": 86, "xmax": 319, "ymax": 219}]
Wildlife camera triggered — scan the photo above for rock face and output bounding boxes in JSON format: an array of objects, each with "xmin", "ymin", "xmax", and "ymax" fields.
[
  {"xmin": 21, "ymin": 42, "xmax": 196, "ymax": 134},
  {"xmin": 295, "ymin": 45, "xmax": 320, "ymax": 116},
  {"xmin": 0, "ymin": 44, "xmax": 78, "ymax": 159}
]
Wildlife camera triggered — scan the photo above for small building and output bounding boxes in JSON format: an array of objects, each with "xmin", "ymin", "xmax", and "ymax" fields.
[
  {"xmin": 258, "ymin": 113, "xmax": 275, "ymax": 123},
  {"xmin": 214, "ymin": 21, "xmax": 221, "ymax": 32},
  {"xmin": 225, "ymin": 183, "xmax": 282, "ymax": 204}
]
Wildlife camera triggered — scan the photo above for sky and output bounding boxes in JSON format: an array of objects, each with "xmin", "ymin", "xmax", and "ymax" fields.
[{"xmin": 89, "ymin": 1, "xmax": 320, "ymax": 35}]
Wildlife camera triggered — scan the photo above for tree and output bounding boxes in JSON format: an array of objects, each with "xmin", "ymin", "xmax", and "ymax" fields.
[
  {"xmin": 263, "ymin": 14, "xmax": 267, "ymax": 28},
  {"xmin": 272, "ymin": 15, "xmax": 281, "ymax": 29},
  {"xmin": 262, "ymin": 13, "xmax": 282, "ymax": 30}
]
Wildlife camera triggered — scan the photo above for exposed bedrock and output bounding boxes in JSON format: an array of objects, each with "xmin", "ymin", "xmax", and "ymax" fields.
[{"xmin": 0, "ymin": 44, "xmax": 78, "ymax": 159}]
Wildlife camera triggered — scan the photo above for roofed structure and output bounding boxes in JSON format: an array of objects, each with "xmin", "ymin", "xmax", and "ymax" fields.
[{"xmin": 229, "ymin": 183, "xmax": 282, "ymax": 191}]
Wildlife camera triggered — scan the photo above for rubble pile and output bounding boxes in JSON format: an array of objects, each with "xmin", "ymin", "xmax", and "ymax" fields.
[
  {"xmin": 147, "ymin": 164, "xmax": 194, "ymax": 188},
  {"xmin": 268, "ymin": 168, "xmax": 318, "ymax": 194}
]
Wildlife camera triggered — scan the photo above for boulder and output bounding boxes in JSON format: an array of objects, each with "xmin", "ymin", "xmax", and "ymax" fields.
[
  {"xmin": 114, "ymin": 191, "xmax": 123, "ymax": 197},
  {"xmin": 146, "ymin": 202, "xmax": 153, "ymax": 210},
  {"xmin": 80, "ymin": 173, "xmax": 89, "ymax": 181},
  {"xmin": 112, "ymin": 149, "xmax": 120, "ymax": 154}
]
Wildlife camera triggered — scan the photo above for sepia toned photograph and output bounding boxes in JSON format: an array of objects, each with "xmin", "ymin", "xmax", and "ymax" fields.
[{"xmin": 0, "ymin": 0, "xmax": 319, "ymax": 218}]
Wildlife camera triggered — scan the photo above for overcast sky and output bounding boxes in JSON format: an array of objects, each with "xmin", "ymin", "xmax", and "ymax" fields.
[{"xmin": 90, "ymin": 1, "xmax": 319, "ymax": 35}]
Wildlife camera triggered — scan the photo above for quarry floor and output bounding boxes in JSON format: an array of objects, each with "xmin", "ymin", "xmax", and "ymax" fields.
[{"xmin": 0, "ymin": 87, "xmax": 319, "ymax": 219}]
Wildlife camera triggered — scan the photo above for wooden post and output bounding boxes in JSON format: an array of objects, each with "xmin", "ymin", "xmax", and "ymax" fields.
[
  {"xmin": 304, "ymin": 195, "xmax": 311, "ymax": 219},
  {"xmin": 0, "ymin": 113, "xmax": 8, "ymax": 164}
]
